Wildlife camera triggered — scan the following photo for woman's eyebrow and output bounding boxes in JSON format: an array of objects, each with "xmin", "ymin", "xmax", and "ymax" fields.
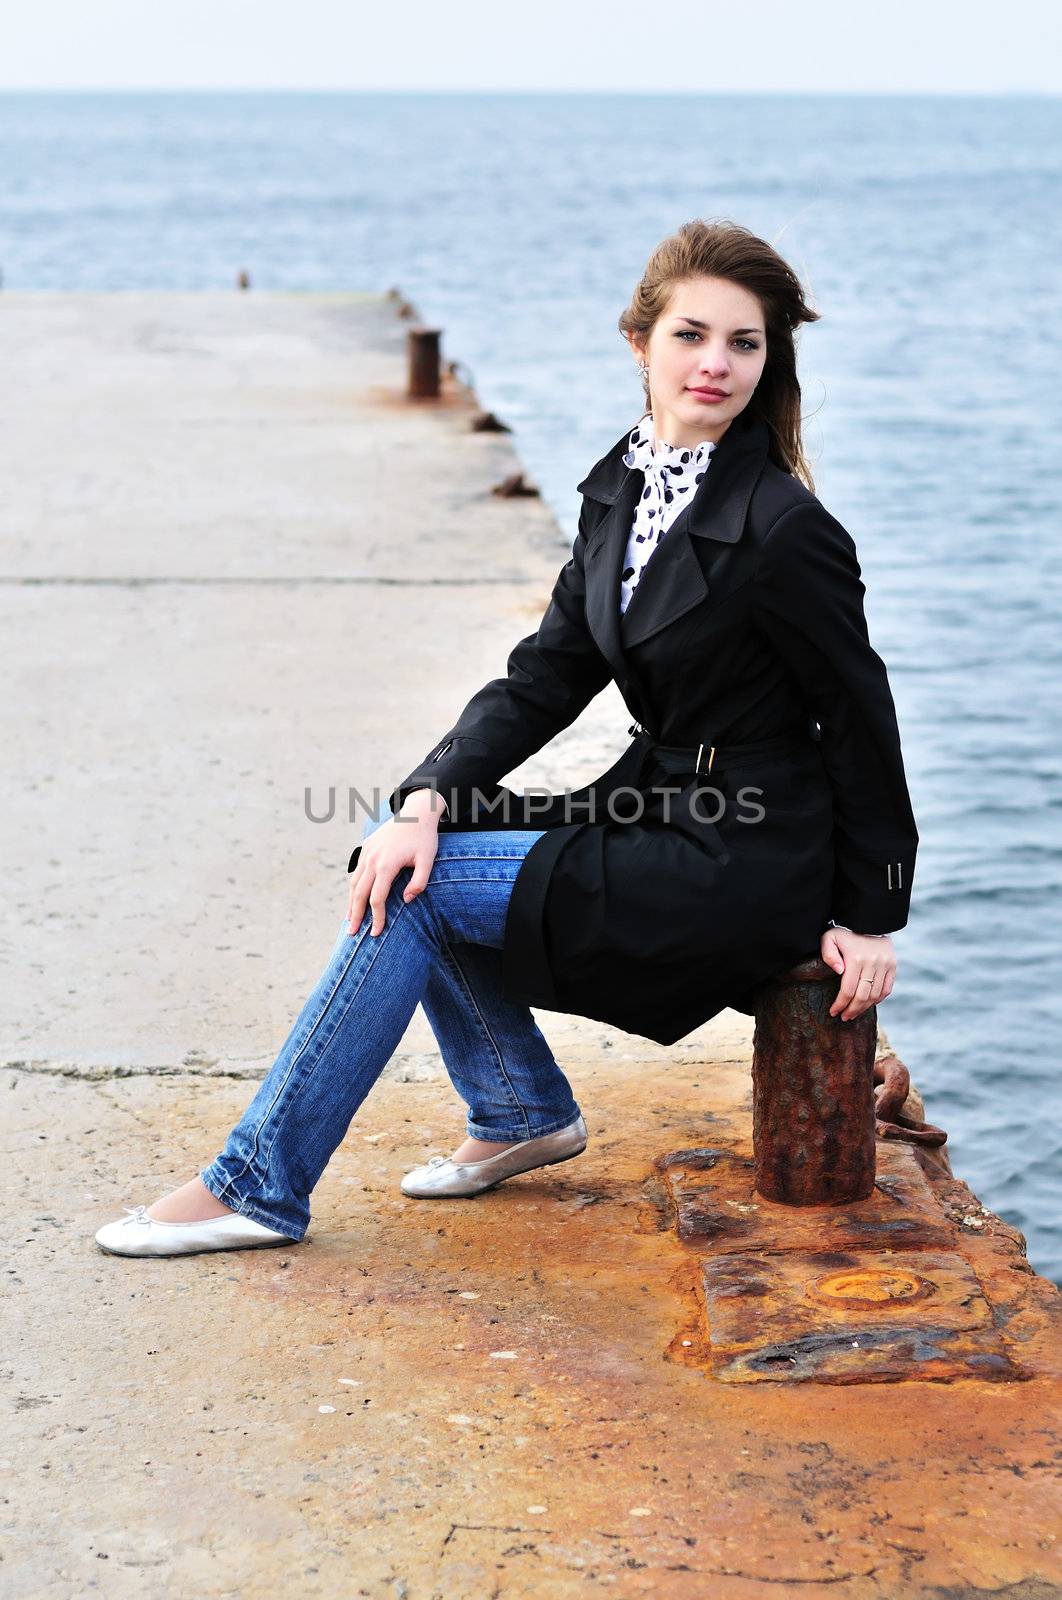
[{"xmin": 674, "ymin": 316, "xmax": 764, "ymax": 335}]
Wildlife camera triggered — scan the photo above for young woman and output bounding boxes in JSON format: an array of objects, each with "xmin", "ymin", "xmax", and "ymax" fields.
[{"xmin": 96, "ymin": 219, "xmax": 918, "ymax": 1258}]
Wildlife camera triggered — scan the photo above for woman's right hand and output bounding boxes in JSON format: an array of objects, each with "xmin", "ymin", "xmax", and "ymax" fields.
[{"xmin": 346, "ymin": 789, "xmax": 448, "ymax": 938}]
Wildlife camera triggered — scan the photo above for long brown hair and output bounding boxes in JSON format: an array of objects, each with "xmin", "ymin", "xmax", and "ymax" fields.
[{"xmin": 617, "ymin": 219, "xmax": 821, "ymax": 491}]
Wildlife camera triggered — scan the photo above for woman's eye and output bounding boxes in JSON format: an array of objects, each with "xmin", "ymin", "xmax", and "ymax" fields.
[{"xmin": 674, "ymin": 332, "xmax": 759, "ymax": 351}]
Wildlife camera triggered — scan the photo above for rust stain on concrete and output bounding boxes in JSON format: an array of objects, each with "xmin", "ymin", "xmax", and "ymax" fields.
[
  {"xmin": 152, "ymin": 1049, "xmax": 1059, "ymax": 1597},
  {"xmin": 8, "ymin": 931, "xmax": 1060, "ymax": 1600}
]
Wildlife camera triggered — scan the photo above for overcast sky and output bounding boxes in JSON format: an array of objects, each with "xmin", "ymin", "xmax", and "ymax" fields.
[{"xmin": 2, "ymin": 0, "xmax": 1060, "ymax": 93}]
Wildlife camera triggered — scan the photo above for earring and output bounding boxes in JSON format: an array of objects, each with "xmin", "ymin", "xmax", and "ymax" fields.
[{"xmin": 637, "ymin": 361, "xmax": 649, "ymax": 377}]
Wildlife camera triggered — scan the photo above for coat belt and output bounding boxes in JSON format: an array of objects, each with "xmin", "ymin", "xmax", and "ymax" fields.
[{"xmin": 628, "ymin": 723, "xmax": 813, "ymax": 777}]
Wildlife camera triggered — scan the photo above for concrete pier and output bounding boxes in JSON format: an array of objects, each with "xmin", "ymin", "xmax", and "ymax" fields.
[{"xmin": 4, "ymin": 294, "xmax": 1060, "ymax": 1598}]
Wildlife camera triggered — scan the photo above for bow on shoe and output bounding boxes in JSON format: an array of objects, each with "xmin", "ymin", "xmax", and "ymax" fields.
[{"xmin": 123, "ymin": 1205, "xmax": 152, "ymax": 1224}]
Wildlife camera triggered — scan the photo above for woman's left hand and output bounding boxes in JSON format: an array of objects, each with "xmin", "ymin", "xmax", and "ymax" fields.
[{"xmin": 819, "ymin": 928, "xmax": 896, "ymax": 1022}]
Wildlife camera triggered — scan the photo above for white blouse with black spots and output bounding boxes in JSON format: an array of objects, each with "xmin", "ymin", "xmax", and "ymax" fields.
[{"xmin": 618, "ymin": 410, "xmax": 717, "ymax": 614}]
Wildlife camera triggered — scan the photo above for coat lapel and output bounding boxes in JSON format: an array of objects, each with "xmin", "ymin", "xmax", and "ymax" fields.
[
  {"xmin": 619, "ymin": 505, "xmax": 706, "ymax": 649},
  {"xmin": 582, "ymin": 467, "xmax": 641, "ymax": 682},
  {"xmin": 578, "ymin": 411, "xmax": 772, "ymax": 661}
]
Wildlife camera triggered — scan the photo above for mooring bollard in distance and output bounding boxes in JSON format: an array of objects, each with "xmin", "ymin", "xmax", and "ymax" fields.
[
  {"xmin": 407, "ymin": 327, "xmax": 442, "ymax": 399},
  {"xmin": 751, "ymin": 955, "xmax": 877, "ymax": 1205}
]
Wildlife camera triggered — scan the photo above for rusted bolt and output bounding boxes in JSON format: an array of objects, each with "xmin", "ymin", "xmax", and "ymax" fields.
[
  {"xmin": 490, "ymin": 472, "xmax": 539, "ymax": 498},
  {"xmin": 810, "ymin": 1266, "xmax": 932, "ymax": 1305},
  {"xmin": 408, "ymin": 327, "xmax": 442, "ymax": 399},
  {"xmin": 751, "ymin": 955, "xmax": 876, "ymax": 1206},
  {"xmin": 471, "ymin": 410, "xmax": 512, "ymax": 433}
]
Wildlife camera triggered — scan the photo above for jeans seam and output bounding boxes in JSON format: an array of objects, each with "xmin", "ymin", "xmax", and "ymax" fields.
[
  {"xmin": 440, "ymin": 939, "xmax": 533, "ymax": 1140},
  {"xmin": 430, "ymin": 852, "xmax": 538, "ymax": 863},
  {"xmin": 423, "ymin": 871, "xmax": 528, "ymax": 884}
]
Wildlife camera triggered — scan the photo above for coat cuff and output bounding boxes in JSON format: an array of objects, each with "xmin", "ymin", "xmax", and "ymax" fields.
[
  {"xmin": 388, "ymin": 734, "xmax": 494, "ymax": 824},
  {"xmin": 829, "ymin": 843, "xmax": 915, "ymax": 935}
]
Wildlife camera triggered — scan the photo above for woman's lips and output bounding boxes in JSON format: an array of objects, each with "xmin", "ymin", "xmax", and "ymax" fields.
[{"xmin": 688, "ymin": 387, "xmax": 729, "ymax": 401}]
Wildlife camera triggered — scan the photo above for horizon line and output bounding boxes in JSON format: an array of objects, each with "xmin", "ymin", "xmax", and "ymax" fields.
[{"xmin": 0, "ymin": 85, "xmax": 1058, "ymax": 98}]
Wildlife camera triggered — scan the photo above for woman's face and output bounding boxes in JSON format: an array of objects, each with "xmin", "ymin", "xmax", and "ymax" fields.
[{"xmin": 629, "ymin": 275, "xmax": 768, "ymax": 450}]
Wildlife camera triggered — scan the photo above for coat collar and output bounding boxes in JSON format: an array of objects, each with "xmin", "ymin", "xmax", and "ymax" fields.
[
  {"xmin": 577, "ymin": 408, "xmax": 770, "ymax": 544},
  {"xmin": 580, "ymin": 410, "xmax": 771, "ymax": 675}
]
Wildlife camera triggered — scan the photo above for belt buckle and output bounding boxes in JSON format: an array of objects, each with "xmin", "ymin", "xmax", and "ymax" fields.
[{"xmin": 695, "ymin": 742, "xmax": 716, "ymax": 776}]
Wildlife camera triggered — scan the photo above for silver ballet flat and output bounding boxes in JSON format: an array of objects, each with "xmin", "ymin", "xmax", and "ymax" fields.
[
  {"xmin": 94, "ymin": 1205, "xmax": 297, "ymax": 1257},
  {"xmin": 399, "ymin": 1114, "xmax": 588, "ymax": 1198}
]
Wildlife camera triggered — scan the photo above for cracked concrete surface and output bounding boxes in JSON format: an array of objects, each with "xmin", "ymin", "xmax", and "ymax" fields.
[{"xmin": 3, "ymin": 294, "xmax": 1060, "ymax": 1599}]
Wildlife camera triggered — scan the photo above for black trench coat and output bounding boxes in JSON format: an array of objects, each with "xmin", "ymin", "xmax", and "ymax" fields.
[{"xmin": 347, "ymin": 407, "xmax": 919, "ymax": 1046}]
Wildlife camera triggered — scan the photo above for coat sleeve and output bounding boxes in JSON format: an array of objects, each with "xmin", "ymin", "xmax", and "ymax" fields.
[
  {"xmin": 382, "ymin": 503, "xmax": 612, "ymax": 830},
  {"xmin": 752, "ymin": 500, "xmax": 919, "ymax": 935}
]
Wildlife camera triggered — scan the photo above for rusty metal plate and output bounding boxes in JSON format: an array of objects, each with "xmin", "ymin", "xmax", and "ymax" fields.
[
  {"xmin": 659, "ymin": 1141, "xmax": 955, "ymax": 1254},
  {"xmin": 701, "ymin": 1248, "xmax": 1019, "ymax": 1384}
]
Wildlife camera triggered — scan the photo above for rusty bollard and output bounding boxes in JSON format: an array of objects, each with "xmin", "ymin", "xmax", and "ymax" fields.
[
  {"xmin": 407, "ymin": 327, "xmax": 441, "ymax": 399},
  {"xmin": 751, "ymin": 955, "xmax": 876, "ymax": 1206}
]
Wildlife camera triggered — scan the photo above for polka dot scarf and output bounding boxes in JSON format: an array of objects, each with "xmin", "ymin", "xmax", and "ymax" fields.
[{"xmin": 619, "ymin": 411, "xmax": 717, "ymax": 614}]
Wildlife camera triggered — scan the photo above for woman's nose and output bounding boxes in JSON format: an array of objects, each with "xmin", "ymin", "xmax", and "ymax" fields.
[{"xmin": 698, "ymin": 347, "xmax": 730, "ymax": 376}]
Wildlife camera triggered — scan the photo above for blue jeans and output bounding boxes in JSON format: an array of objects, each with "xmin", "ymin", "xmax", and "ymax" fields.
[{"xmin": 199, "ymin": 816, "xmax": 581, "ymax": 1240}]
